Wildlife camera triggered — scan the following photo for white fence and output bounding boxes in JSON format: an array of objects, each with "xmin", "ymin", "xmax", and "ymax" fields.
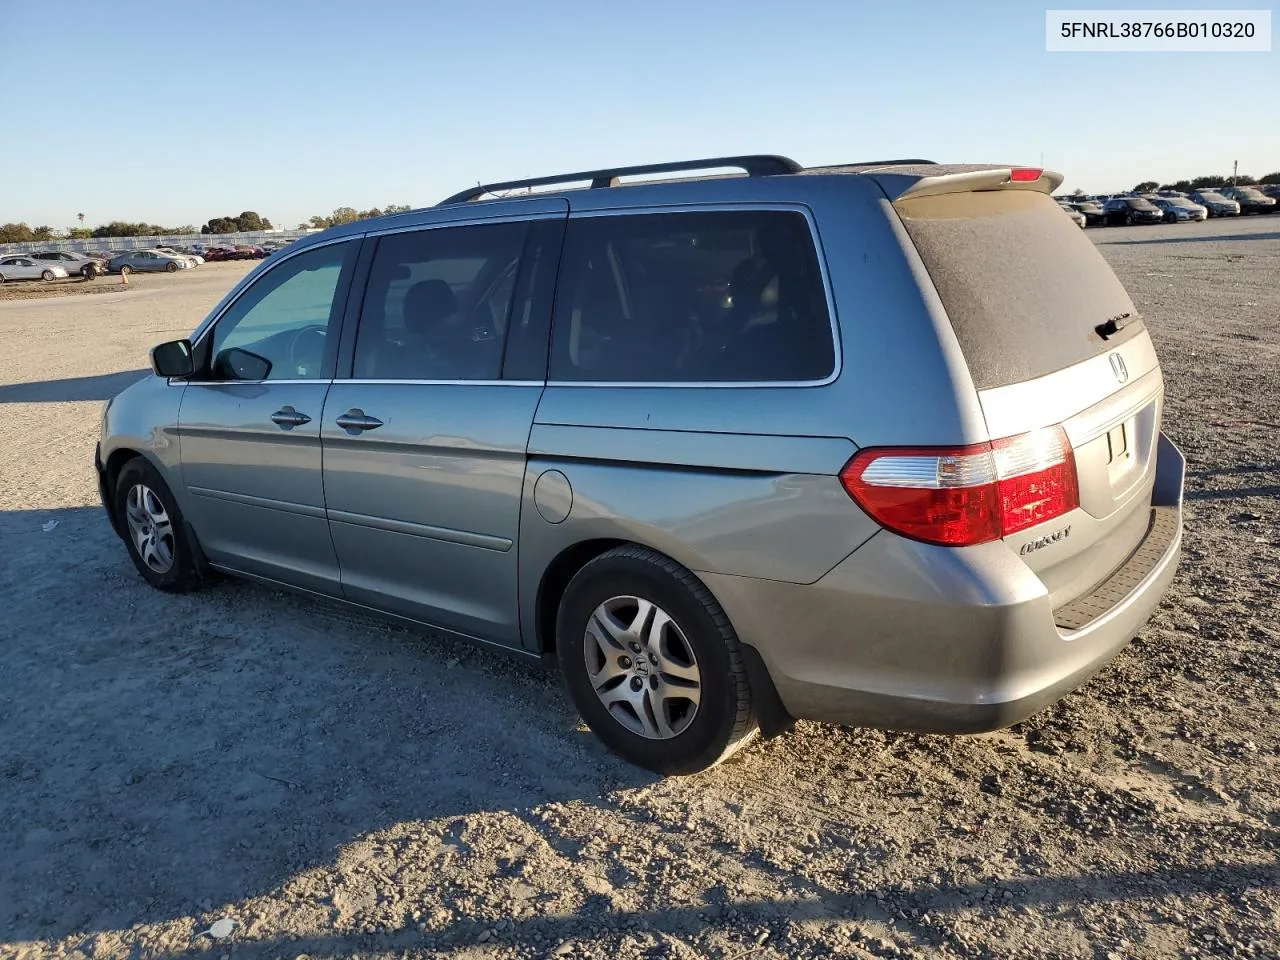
[{"xmin": 0, "ymin": 229, "xmax": 319, "ymax": 257}]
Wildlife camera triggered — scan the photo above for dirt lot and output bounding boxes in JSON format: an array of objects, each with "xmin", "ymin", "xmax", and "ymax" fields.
[
  {"xmin": 0, "ymin": 264, "xmax": 235, "ymax": 303},
  {"xmin": 1, "ymin": 222, "xmax": 1277, "ymax": 960}
]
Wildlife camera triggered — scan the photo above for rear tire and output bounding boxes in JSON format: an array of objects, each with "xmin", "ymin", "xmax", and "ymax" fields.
[
  {"xmin": 114, "ymin": 459, "xmax": 203, "ymax": 593},
  {"xmin": 556, "ymin": 545, "xmax": 758, "ymax": 775},
  {"xmin": 41, "ymin": 269, "xmax": 56, "ymax": 282}
]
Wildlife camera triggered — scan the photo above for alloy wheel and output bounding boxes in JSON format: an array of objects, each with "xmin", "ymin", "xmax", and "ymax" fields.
[
  {"xmin": 124, "ymin": 483, "xmax": 175, "ymax": 574},
  {"xmin": 583, "ymin": 595, "xmax": 701, "ymax": 739}
]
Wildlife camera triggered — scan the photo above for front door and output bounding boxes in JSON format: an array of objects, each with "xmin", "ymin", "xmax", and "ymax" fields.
[
  {"xmin": 179, "ymin": 239, "xmax": 359, "ymax": 593},
  {"xmin": 320, "ymin": 214, "xmax": 564, "ymax": 645}
]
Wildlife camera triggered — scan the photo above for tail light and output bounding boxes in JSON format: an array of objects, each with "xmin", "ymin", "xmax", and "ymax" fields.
[
  {"xmin": 1009, "ymin": 167, "xmax": 1043, "ymax": 182},
  {"xmin": 840, "ymin": 427, "xmax": 1079, "ymax": 547}
]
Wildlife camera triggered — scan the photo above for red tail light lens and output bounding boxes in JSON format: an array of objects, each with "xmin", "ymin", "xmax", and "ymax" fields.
[
  {"xmin": 840, "ymin": 427, "xmax": 1078, "ymax": 547},
  {"xmin": 1009, "ymin": 167, "xmax": 1043, "ymax": 182}
]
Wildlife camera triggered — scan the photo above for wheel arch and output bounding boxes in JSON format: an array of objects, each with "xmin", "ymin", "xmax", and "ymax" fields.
[
  {"xmin": 102, "ymin": 446, "xmax": 214, "ymax": 578},
  {"xmin": 101, "ymin": 447, "xmax": 145, "ymax": 534},
  {"xmin": 534, "ymin": 537, "xmax": 628, "ymax": 656},
  {"xmin": 532, "ymin": 536, "xmax": 794, "ymax": 737}
]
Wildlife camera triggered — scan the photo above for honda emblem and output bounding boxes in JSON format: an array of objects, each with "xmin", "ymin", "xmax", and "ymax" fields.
[{"xmin": 1109, "ymin": 353, "xmax": 1128, "ymax": 383}]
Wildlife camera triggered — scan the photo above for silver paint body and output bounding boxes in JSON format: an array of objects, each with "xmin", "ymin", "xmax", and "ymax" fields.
[
  {"xmin": 107, "ymin": 250, "xmax": 190, "ymax": 273},
  {"xmin": 99, "ymin": 169, "xmax": 1184, "ymax": 732},
  {"xmin": 0, "ymin": 256, "xmax": 69, "ymax": 280}
]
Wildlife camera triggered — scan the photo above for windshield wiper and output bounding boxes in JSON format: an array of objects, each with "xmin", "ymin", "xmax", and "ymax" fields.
[{"xmin": 1095, "ymin": 311, "xmax": 1138, "ymax": 340}]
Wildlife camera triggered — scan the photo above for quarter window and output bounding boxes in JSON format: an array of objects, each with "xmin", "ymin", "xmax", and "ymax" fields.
[
  {"xmin": 207, "ymin": 242, "xmax": 353, "ymax": 381},
  {"xmin": 352, "ymin": 222, "xmax": 529, "ymax": 381},
  {"xmin": 549, "ymin": 210, "xmax": 834, "ymax": 383}
]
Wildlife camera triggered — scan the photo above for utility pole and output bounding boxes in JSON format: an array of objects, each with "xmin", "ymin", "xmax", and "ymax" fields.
[{"xmin": 1233, "ymin": 160, "xmax": 1238, "ymax": 184}]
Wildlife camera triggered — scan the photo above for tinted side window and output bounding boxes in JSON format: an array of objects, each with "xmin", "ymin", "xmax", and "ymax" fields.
[
  {"xmin": 208, "ymin": 242, "xmax": 353, "ymax": 381},
  {"xmin": 352, "ymin": 222, "xmax": 529, "ymax": 381},
  {"xmin": 549, "ymin": 210, "xmax": 834, "ymax": 383}
]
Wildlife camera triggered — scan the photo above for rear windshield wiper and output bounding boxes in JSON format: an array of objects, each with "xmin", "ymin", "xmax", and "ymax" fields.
[{"xmin": 1095, "ymin": 311, "xmax": 1139, "ymax": 340}]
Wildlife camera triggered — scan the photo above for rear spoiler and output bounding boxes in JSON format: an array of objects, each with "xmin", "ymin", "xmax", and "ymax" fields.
[{"xmin": 864, "ymin": 165, "xmax": 1065, "ymax": 202}]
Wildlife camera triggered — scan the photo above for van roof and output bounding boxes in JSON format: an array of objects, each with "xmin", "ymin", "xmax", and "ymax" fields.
[
  {"xmin": 295, "ymin": 155, "xmax": 1065, "ymax": 250},
  {"xmin": 438, "ymin": 155, "xmax": 1063, "ymax": 206}
]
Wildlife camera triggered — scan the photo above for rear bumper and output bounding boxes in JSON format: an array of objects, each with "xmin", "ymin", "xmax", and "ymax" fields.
[{"xmin": 705, "ymin": 433, "xmax": 1185, "ymax": 734}]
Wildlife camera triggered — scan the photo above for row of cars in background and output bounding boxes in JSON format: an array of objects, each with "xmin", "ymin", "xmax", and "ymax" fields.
[
  {"xmin": 0, "ymin": 240, "xmax": 294, "ymax": 283},
  {"xmin": 1057, "ymin": 183, "xmax": 1279, "ymax": 227}
]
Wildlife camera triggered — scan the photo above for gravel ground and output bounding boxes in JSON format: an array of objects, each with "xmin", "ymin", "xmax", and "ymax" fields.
[
  {"xmin": 1, "ymin": 221, "xmax": 1277, "ymax": 960},
  {"xmin": 0, "ymin": 272, "xmax": 176, "ymax": 302}
]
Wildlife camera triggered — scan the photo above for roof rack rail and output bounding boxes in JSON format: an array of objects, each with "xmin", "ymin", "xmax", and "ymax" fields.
[
  {"xmin": 841, "ymin": 158, "xmax": 937, "ymax": 167},
  {"xmin": 437, "ymin": 154, "xmax": 803, "ymax": 206}
]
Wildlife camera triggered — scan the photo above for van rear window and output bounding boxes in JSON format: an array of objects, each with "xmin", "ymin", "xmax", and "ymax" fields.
[{"xmin": 896, "ymin": 191, "xmax": 1143, "ymax": 389}]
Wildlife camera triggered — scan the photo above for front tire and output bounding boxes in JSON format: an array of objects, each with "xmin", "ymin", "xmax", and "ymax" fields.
[
  {"xmin": 556, "ymin": 546, "xmax": 758, "ymax": 774},
  {"xmin": 166, "ymin": 261, "xmax": 179, "ymax": 273},
  {"xmin": 81, "ymin": 264, "xmax": 99, "ymax": 279},
  {"xmin": 114, "ymin": 459, "xmax": 202, "ymax": 592},
  {"xmin": 119, "ymin": 264, "xmax": 133, "ymax": 277},
  {"xmin": 41, "ymin": 269, "xmax": 56, "ymax": 282}
]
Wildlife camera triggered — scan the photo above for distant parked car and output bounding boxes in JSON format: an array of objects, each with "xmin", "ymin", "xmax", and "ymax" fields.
[
  {"xmin": 156, "ymin": 246, "xmax": 205, "ymax": 266},
  {"xmin": 1187, "ymin": 191, "xmax": 1240, "ymax": 217},
  {"xmin": 1069, "ymin": 200, "xmax": 1106, "ymax": 226},
  {"xmin": 0, "ymin": 256, "xmax": 69, "ymax": 283},
  {"xmin": 1103, "ymin": 197, "xmax": 1163, "ymax": 226},
  {"xmin": 107, "ymin": 250, "xmax": 191, "ymax": 275},
  {"xmin": 1153, "ymin": 197, "xmax": 1208, "ymax": 223},
  {"xmin": 31, "ymin": 250, "xmax": 107, "ymax": 278},
  {"xmin": 1220, "ymin": 185, "xmax": 1277, "ymax": 215},
  {"xmin": 222, "ymin": 247, "xmax": 254, "ymax": 261},
  {"xmin": 1058, "ymin": 204, "xmax": 1086, "ymax": 228}
]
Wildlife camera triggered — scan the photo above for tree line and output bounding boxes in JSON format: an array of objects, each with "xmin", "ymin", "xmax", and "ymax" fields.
[
  {"xmin": 0, "ymin": 221, "xmax": 197, "ymax": 244},
  {"xmin": 0, "ymin": 203, "xmax": 417, "ymax": 245},
  {"xmin": 1077, "ymin": 171, "xmax": 1280, "ymax": 196},
  {"xmin": 304, "ymin": 205, "xmax": 413, "ymax": 229}
]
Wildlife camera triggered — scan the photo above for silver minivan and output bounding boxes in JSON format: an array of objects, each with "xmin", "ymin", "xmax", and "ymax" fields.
[{"xmin": 97, "ymin": 156, "xmax": 1184, "ymax": 774}]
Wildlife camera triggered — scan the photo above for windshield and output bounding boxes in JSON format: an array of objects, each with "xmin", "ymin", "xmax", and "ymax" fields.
[
  {"xmin": 1198, "ymin": 191, "xmax": 1226, "ymax": 201},
  {"xmin": 1127, "ymin": 199, "xmax": 1157, "ymax": 209},
  {"xmin": 1234, "ymin": 186, "xmax": 1264, "ymax": 197}
]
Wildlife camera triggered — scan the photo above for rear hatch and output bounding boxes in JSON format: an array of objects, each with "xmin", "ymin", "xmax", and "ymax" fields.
[{"xmin": 886, "ymin": 171, "xmax": 1162, "ymax": 614}]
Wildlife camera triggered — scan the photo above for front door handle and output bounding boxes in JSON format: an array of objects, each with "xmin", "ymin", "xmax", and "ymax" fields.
[
  {"xmin": 270, "ymin": 406, "xmax": 312, "ymax": 429},
  {"xmin": 335, "ymin": 408, "xmax": 384, "ymax": 434}
]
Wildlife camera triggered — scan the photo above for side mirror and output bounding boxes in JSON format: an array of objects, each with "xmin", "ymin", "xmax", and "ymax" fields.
[
  {"xmin": 213, "ymin": 347, "xmax": 272, "ymax": 382},
  {"xmin": 150, "ymin": 339, "xmax": 194, "ymax": 378}
]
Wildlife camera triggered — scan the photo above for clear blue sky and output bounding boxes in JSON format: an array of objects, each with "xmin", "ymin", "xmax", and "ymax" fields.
[{"xmin": 2, "ymin": 0, "xmax": 1275, "ymax": 229}]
